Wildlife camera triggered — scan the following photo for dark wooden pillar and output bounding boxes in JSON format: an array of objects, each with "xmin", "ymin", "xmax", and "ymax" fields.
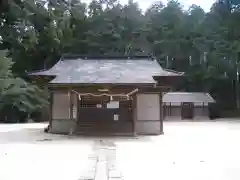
[
  {"xmin": 49, "ymin": 91, "xmax": 53, "ymax": 130},
  {"xmin": 76, "ymin": 94, "xmax": 80, "ymax": 121},
  {"xmin": 132, "ymin": 95, "xmax": 137, "ymax": 136},
  {"xmin": 69, "ymin": 89, "xmax": 75, "ymax": 135},
  {"xmin": 69, "ymin": 90, "xmax": 73, "ymax": 120},
  {"xmin": 73, "ymin": 93, "xmax": 79, "ymax": 133},
  {"xmin": 202, "ymin": 102, "xmax": 204, "ymax": 114},
  {"xmin": 181, "ymin": 102, "xmax": 183, "ymax": 120},
  {"xmin": 159, "ymin": 91, "xmax": 164, "ymax": 134},
  {"xmin": 170, "ymin": 102, "xmax": 172, "ymax": 116}
]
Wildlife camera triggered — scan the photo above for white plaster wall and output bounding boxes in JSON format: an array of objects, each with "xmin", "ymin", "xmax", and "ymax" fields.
[
  {"xmin": 50, "ymin": 119, "xmax": 76, "ymax": 134},
  {"xmin": 51, "ymin": 92, "xmax": 78, "ymax": 134},
  {"xmin": 137, "ymin": 94, "xmax": 160, "ymax": 121},
  {"xmin": 52, "ymin": 92, "xmax": 70, "ymax": 119},
  {"xmin": 136, "ymin": 94, "xmax": 161, "ymax": 135},
  {"xmin": 136, "ymin": 121, "xmax": 161, "ymax": 135}
]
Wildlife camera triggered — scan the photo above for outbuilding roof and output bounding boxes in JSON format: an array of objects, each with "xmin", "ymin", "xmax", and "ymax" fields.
[
  {"xmin": 163, "ymin": 92, "xmax": 215, "ymax": 103},
  {"xmin": 29, "ymin": 55, "xmax": 184, "ymax": 84}
]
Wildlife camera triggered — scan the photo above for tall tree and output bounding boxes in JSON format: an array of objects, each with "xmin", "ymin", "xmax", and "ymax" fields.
[
  {"xmin": 0, "ymin": 50, "xmax": 48, "ymax": 122},
  {"xmin": 1, "ymin": 0, "xmax": 240, "ymax": 115}
]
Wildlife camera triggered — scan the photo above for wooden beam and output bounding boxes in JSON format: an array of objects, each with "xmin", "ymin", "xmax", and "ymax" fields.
[
  {"xmin": 49, "ymin": 85, "xmax": 169, "ymax": 94},
  {"xmin": 153, "ymin": 76, "xmax": 184, "ymax": 87},
  {"xmin": 48, "ymin": 83, "xmax": 156, "ymax": 88}
]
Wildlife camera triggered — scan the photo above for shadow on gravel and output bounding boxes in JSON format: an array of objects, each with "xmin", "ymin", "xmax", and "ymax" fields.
[{"xmin": 0, "ymin": 127, "xmax": 154, "ymax": 143}]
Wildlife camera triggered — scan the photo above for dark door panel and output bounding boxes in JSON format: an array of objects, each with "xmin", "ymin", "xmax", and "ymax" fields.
[
  {"xmin": 181, "ymin": 102, "xmax": 194, "ymax": 119},
  {"xmin": 76, "ymin": 99, "xmax": 133, "ymax": 134}
]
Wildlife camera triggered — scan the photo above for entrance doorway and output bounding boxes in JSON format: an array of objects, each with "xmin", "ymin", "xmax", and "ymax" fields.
[
  {"xmin": 181, "ymin": 102, "xmax": 194, "ymax": 120},
  {"xmin": 76, "ymin": 97, "xmax": 133, "ymax": 135}
]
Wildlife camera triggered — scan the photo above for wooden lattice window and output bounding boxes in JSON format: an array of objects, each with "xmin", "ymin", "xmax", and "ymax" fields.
[
  {"xmin": 80, "ymin": 100, "xmax": 102, "ymax": 108},
  {"xmin": 120, "ymin": 96, "xmax": 128, "ymax": 101},
  {"xmin": 119, "ymin": 100, "xmax": 133, "ymax": 111},
  {"xmin": 79, "ymin": 96, "xmax": 105, "ymax": 108}
]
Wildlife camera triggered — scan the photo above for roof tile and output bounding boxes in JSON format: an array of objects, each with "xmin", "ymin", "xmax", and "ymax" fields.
[
  {"xmin": 29, "ymin": 57, "xmax": 183, "ymax": 84},
  {"xmin": 163, "ymin": 92, "xmax": 215, "ymax": 103}
]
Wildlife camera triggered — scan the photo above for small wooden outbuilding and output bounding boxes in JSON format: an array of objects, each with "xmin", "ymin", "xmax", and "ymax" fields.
[
  {"xmin": 29, "ymin": 55, "xmax": 183, "ymax": 136},
  {"xmin": 163, "ymin": 92, "xmax": 215, "ymax": 120}
]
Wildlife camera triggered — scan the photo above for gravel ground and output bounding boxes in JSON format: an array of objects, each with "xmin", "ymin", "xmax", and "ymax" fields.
[
  {"xmin": 117, "ymin": 120, "xmax": 240, "ymax": 180},
  {"xmin": 0, "ymin": 120, "xmax": 240, "ymax": 180}
]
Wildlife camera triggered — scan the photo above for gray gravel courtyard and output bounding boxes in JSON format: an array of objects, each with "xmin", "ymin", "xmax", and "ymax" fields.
[{"xmin": 0, "ymin": 119, "xmax": 240, "ymax": 180}]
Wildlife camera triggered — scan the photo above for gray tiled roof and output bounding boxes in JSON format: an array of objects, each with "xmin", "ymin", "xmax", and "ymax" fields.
[
  {"xmin": 29, "ymin": 57, "xmax": 183, "ymax": 84},
  {"xmin": 163, "ymin": 92, "xmax": 215, "ymax": 103}
]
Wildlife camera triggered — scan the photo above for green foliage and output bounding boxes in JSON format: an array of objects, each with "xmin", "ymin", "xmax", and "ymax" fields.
[
  {"xmin": 0, "ymin": 50, "xmax": 48, "ymax": 115},
  {"xmin": 1, "ymin": 0, "xmax": 240, "ymax": 114}
]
